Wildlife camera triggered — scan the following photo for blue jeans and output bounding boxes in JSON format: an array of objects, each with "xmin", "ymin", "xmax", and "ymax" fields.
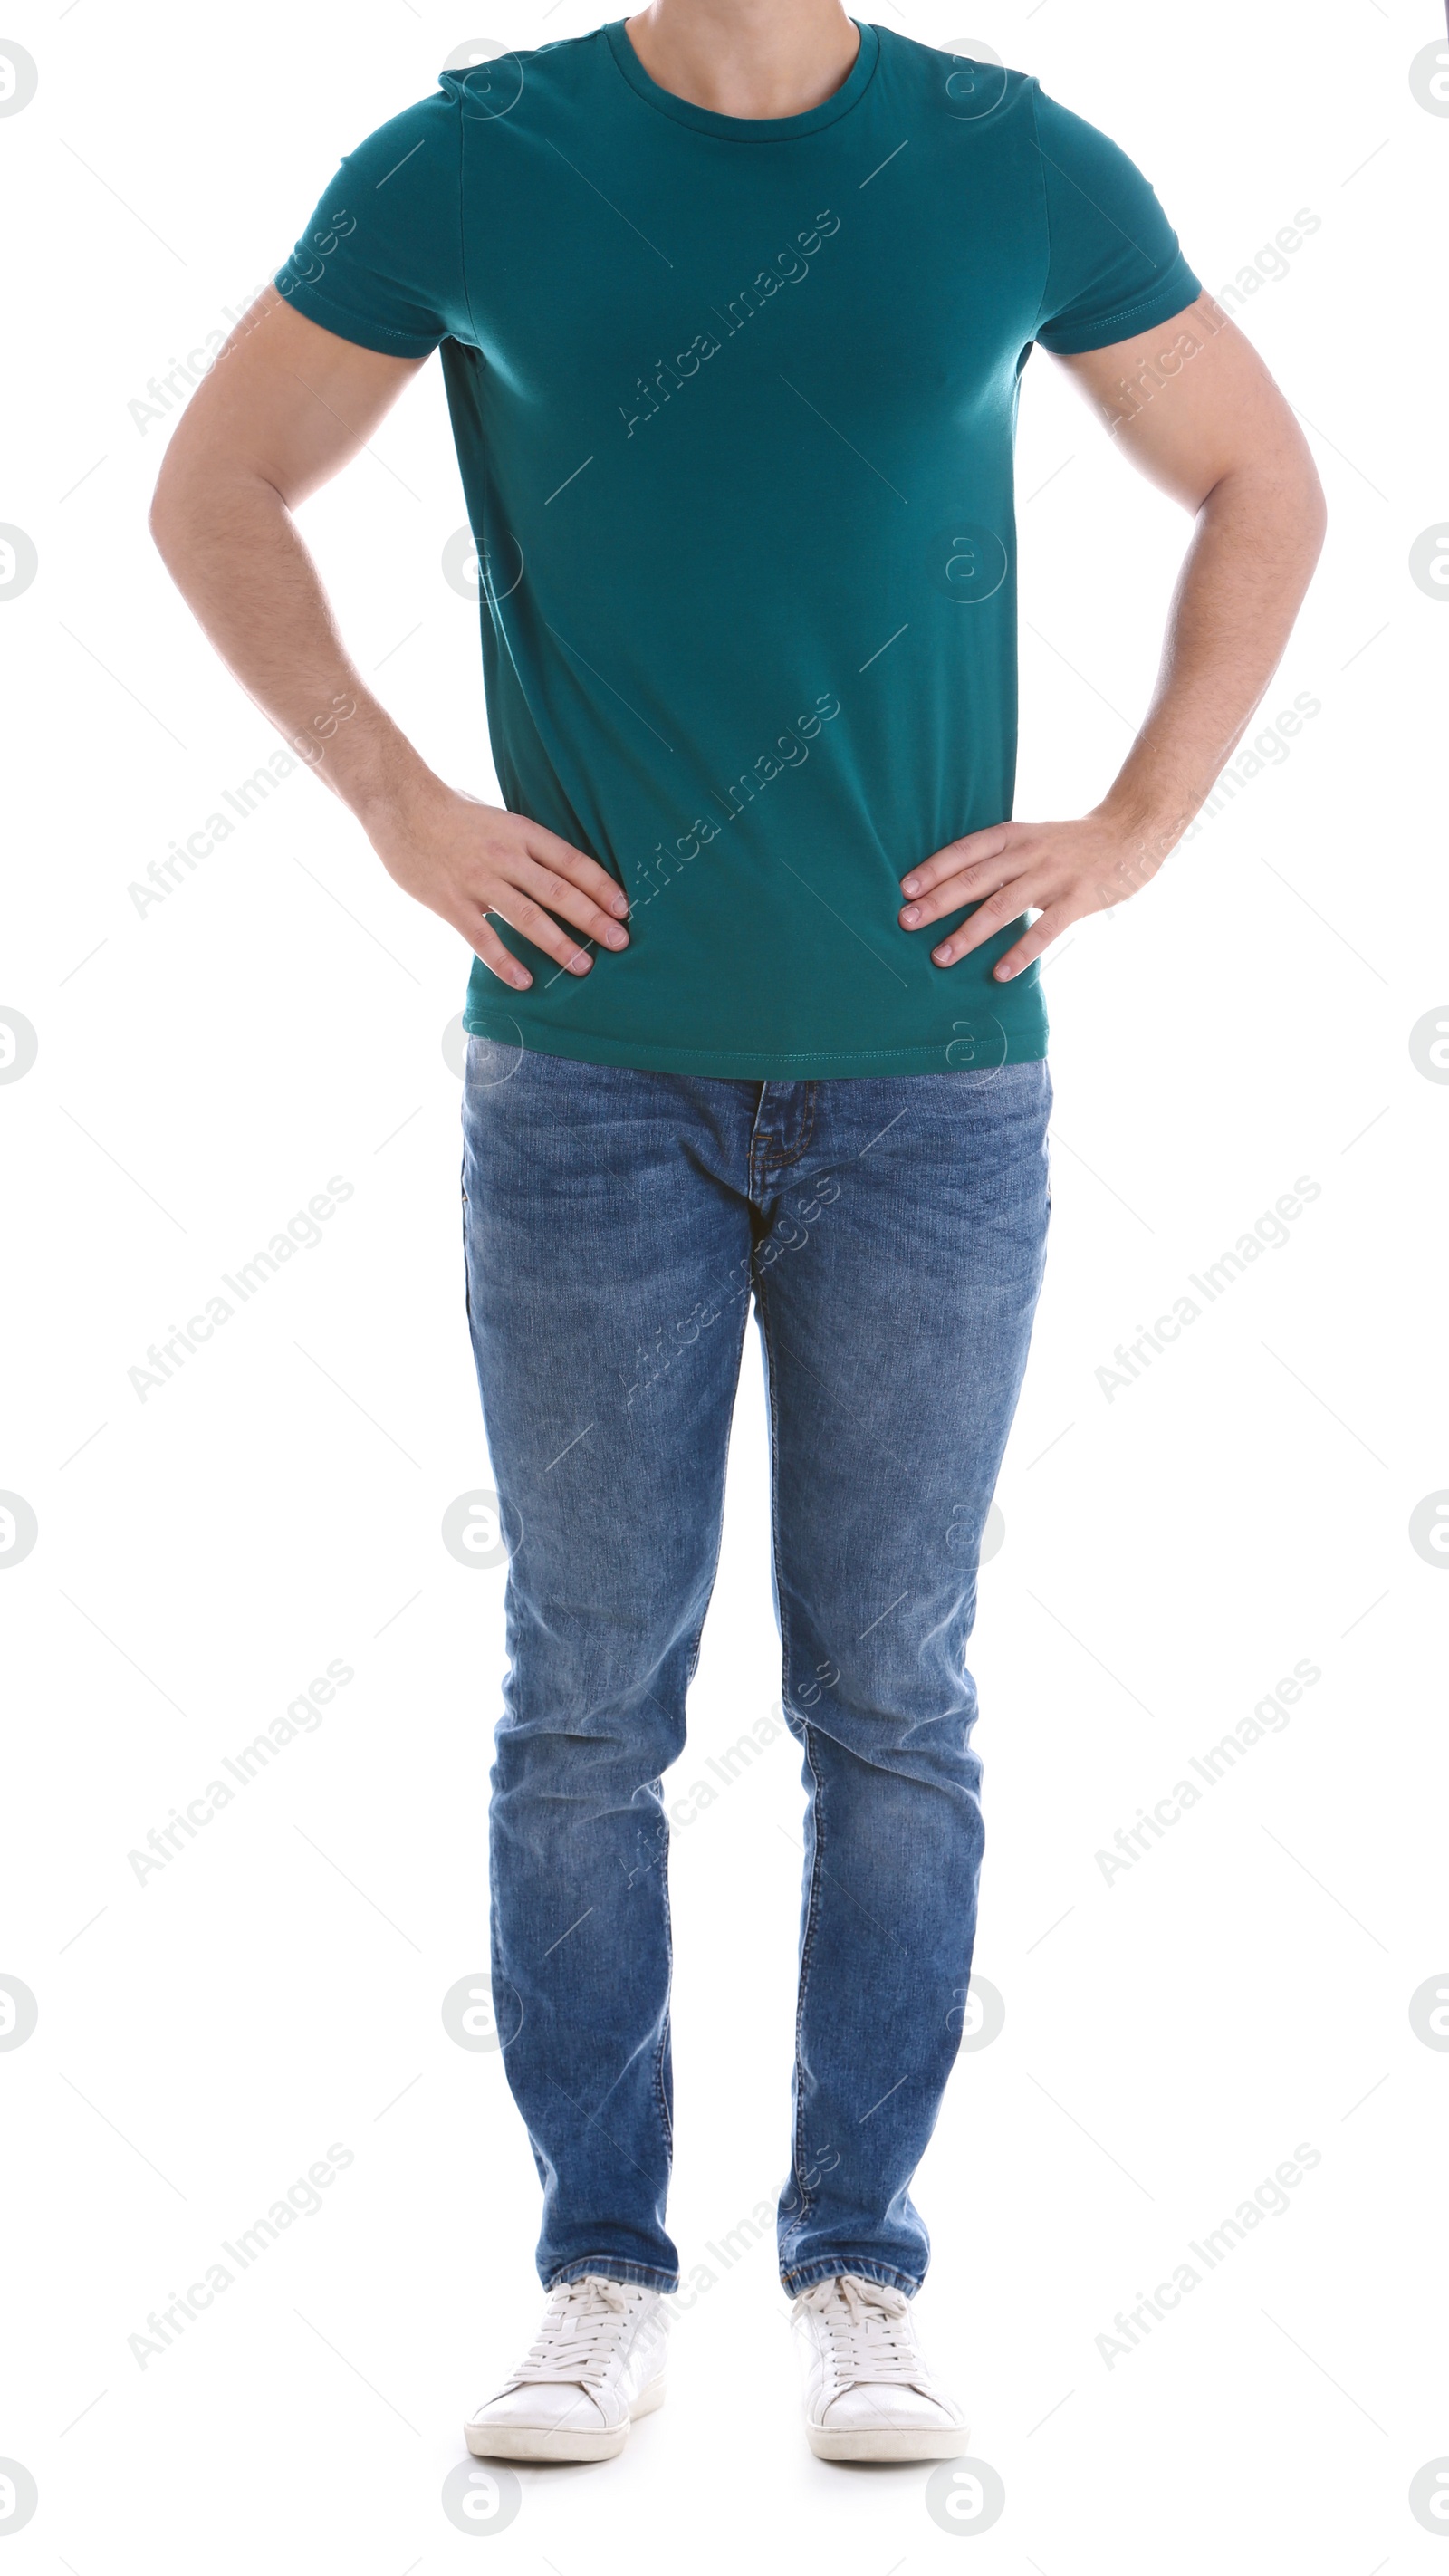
[{"xmin": 461, "ymin": 1039, "xmax": 1051, "ymax": 2297}]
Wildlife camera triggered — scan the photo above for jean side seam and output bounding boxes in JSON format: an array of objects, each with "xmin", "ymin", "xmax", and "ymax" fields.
[
  {"xmin": 652, "ymin": 1951, "xmax": 674, "ymax": 2160},
  {"xmin": 786, "ymin": 1717, "xmax": 828, "ymax": 2252},
  {"xmin": 680, "ymin": 1286, "xmax": 753, "ymax": 1697},
  {"xmin": 460, "ymin": 1152, "xmax": 473, "ymax": 1330},
  {"xmin": 655, "ymin": 1283, "xmax": 751, "ymax": 2171},
  {"xmin": 755, "ymin": 1269, "xmax": 827, "ymax": 2254}
]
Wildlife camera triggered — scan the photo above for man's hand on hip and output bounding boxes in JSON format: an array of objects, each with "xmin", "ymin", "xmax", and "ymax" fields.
[
  {"xmin": 369, "ymin": 782, "xmax": 630, "ymax": 991},
  {"xmin": 898, "ymin": 805, "xmax": 1166, "ymax": 983},
  {"xmin": 898, "ymin": 293, "xmax": 1329, "ymax": 988}
]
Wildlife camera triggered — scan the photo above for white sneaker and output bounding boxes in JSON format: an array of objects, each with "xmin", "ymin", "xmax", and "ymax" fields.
[
  {"xmin": 465, "ymin": 2274, "xmax": 668, "ymax": 2462},
  {"xmin": 792, "ymin": 2273, "xmax": 969, "ymax": 2462}
]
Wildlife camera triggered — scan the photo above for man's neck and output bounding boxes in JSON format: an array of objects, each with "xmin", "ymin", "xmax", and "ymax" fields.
[{"xmin": 621, "ymin": 0, "xmax": 860, "ymax": 120}]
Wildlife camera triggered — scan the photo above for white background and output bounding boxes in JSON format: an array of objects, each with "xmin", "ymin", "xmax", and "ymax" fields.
[{"xmin": 3, "ymin": 0, "xmax": 1447, "ymax": 2567}]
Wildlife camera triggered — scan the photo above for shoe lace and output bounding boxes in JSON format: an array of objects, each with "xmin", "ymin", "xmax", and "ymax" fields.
[
  {"xmin": 513, "ymin": 2276, "xmax": 641, "ymax": 2388},
  {"xmin": 798, "ymin": 2273, "xmax": 926, "ymax": 2388}
]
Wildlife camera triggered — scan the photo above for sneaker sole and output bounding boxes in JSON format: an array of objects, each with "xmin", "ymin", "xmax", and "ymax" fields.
[
  {"xmin": 465, "ymin": 2370, "xmax": 666, "ymax": 2463},
  {"xmin": 806, "ymin": 2417, "xmax": 971, "ymax": 2464}
]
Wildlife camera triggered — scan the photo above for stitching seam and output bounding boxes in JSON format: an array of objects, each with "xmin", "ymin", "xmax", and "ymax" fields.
[{"xmin": 756, "ymin": 1271, "xmax": 829, "ymax": 2254}]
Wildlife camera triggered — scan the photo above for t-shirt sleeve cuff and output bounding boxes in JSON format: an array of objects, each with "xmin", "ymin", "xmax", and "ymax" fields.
[
  {"xmin": 271, "ymin": 272, "xmax": 443, "ymax": 360},
  {"xmin": 1035, "ymin": 255, "xmax": 1203, "ymax": 355}
]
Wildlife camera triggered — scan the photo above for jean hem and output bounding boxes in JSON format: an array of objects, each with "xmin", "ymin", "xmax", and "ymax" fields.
[
  {"xmin": 544, "ymin": 2257, "xmax": 679, "ymax": 2294},
  {"xmin": 780, "ymin": 2256, "xmax": 923, "ymax": 2297}
]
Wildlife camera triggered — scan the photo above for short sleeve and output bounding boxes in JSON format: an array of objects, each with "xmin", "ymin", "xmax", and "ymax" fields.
[
  {"xmin": 273, "ymin": 91, "xmax": 471, "ymax": 359},
  {"xmin": 1029, "ymin": 82, "xmax": 1201, "ymax": 354}
]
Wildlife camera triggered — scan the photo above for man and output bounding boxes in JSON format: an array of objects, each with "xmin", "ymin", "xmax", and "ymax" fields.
[{"xmin": 150, "ymin": 0, "xmax": 1324, "ymax": 2466}]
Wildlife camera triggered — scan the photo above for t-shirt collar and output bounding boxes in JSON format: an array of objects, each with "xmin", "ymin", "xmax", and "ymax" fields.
[{"xmin": 602, "ymin": 16, "xmax": 880, "ymax": 139}]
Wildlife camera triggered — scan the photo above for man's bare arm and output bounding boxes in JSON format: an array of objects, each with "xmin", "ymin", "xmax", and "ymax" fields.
[
  {"xmin": 897, "ymin": 293, "xmax": 1328, "ymax": 978},
  {"xmin": 149, "ymin": 290, "xmax": 629, "ymax": 991}
]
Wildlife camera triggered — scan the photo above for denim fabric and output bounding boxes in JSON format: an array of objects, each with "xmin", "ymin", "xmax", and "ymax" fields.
[{"xmin": 461, "ymin": 1037, "xmax": 1051, "ymax": 2296}]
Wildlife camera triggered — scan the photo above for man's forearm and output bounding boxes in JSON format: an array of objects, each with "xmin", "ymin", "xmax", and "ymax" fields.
[
  {"xmin": 896, "ymin": 432, "xmax": 1326, "ymax": 978},
  {"xmin": 149, "ymin": 382, "xmax": 632, "ymax": 991},
  {"xmin": 149, "ymin": 461, "xmax": 440, "ymax": 827},
  {"xmin": 1095, "ymin": 458, "xmax": 1328, "ymax": 879}
]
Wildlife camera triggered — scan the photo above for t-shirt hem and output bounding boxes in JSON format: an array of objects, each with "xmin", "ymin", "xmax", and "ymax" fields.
[
  {"xmin": 1035, "ymin": 261, "xmax": 1203, "ymax": 355},
  {"xmin": 461, "ymin": 1015, "xmax": 1051, "ymax": 1080},
  {"xmin": 272, "ymin": 274, "xmax": 443, "ymax": 359}
]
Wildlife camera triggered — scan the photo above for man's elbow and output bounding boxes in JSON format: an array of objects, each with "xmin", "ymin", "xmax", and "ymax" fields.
[
  {"xmin": 1282, "ymin": 466, "xmax": 1328, "ymax": 603},
  {"xmin": 1306, "ymin": 466, "xmax": 1329, "ymax": 564},
  {"xmin": 148, "ymin": 476, "xmax": 179, "ymax": 568},
  {"xmin": 1289, "ymin": 446, "xmax": 1329, "ymax": 567},
  {"xmin": 1207, "ymin": 434, "xmax": 1328, "ymax": 576},
  {"xmin": 148, "ymin": 437, "xmax": 198, "ymax": 570},
  {"xmin": 149, "ymin": 426, "xmax": 257, "ymax": 575}
]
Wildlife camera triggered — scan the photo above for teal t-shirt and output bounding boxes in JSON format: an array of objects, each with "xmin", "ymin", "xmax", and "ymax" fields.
[{"xmin": 277, "ymin": 23, "xmax": 1199, "ymax": 1078}]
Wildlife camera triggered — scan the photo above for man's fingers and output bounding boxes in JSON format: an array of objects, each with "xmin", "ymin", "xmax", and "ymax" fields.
[
  {"xmin": 900, "ymin": 822, "xmax": 1016, "ymax": 899},
  {"xmin": 463, "ymin": 826, "xmax": 634, "ymax": 985},
  {"xmin": 524, "ymin": 824, "xmax": 629, "ymax": 919},
  {"xmin": 488, "ymin": 889, "xmax": 600, "ymax": 978},
  {"xmin": 513, "ymin": 854, "xmax": 629, "ymax": 950},
  {"xmin": 470, "ymin": 920, "xmax": 533, "ymax": 990},
  {"xmin": 899, "ymin": 860, "xmax": 1022, "ymax": 929},
  {"xmin": 991, "ymin": 904, "xmax": 1076, "ymax": 981},
  {"xmin": 925, "ymin": 879, "xmax": 1036, "ymax": 966}
]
